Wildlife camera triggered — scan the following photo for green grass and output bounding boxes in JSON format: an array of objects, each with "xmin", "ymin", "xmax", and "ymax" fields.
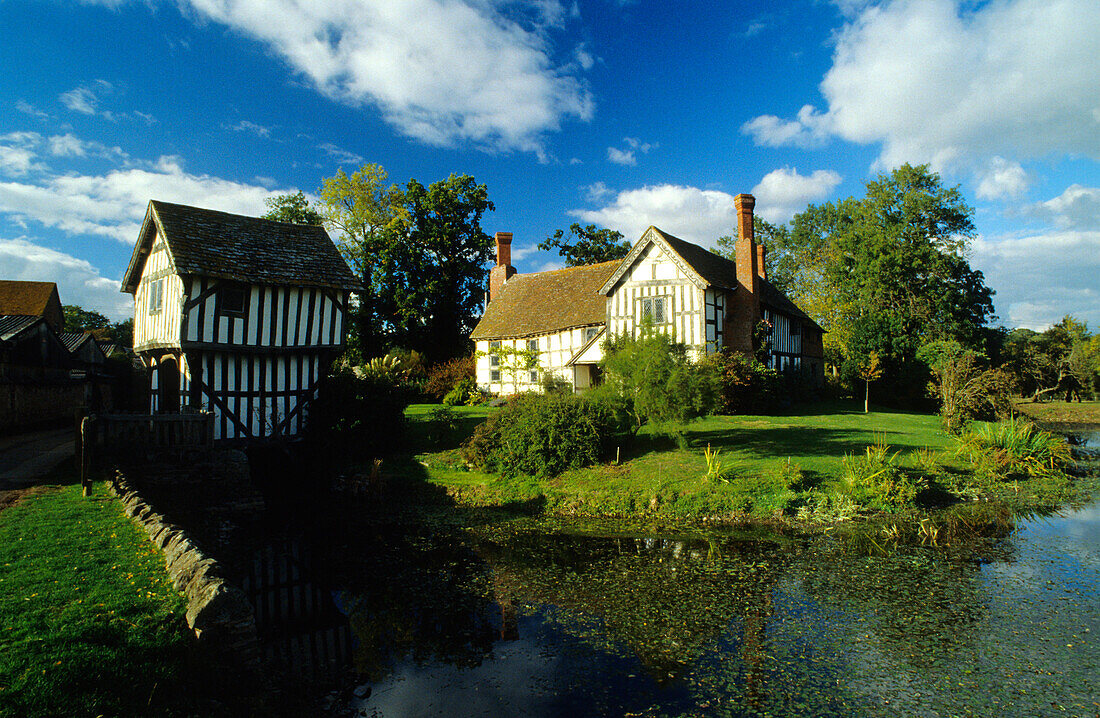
[
  {"xmin": 0, "ymin": 480, "xmax": 198, "ymax": 717},
  {"xmin": 402, "ymin": 401, "xmax": 974, "ymax": 520},
  {"xmin": 1015, "ymin": 399, "xmax": 1100, "ymax": 426}
]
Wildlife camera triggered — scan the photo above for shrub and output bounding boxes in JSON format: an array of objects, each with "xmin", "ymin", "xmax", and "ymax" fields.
[
  {"xmin": 443, "ymin": 376, "xmax": 477, "ymax": 406},
  {"xmin": 460, "ymin": 393, "xmax": 626, "ymax": 477},
  {"xmin": 599, "ymin": 330, "xmax": 719, "ymax": 433},
  {"xmin": 917, "ymin": 340, "xmax": 1015, "ymax": 433},
  {"xmin": 840, "ymin": 440, "xmax": 922, "ymax": 512},
  {"xmin": 955, "ymin": 417, "xmax": 1072, "ymax": 477},
  {"xmin": 703, "ymin": 350, "xmax": 780, "ymax": 414},
  {"xmin": 305, "ymin": 367, "xmax": 413, "ymax": 463},
  {"xmin": 423, "ymin": 355, "xmax": 476, "ymax": 401}
]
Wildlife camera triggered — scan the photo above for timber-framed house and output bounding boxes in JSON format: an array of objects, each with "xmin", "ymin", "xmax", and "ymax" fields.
[{"xmin": 121, "ymin": 200, "xmax": 359, "ymax": 441}]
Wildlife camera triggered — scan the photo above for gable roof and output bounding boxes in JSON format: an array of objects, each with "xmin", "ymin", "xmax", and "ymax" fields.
[
  {"xmin": 0, "ymin": 281, "xmax": 61, "ymax": 319},
  {"xmin": 121, "ymin": 200, "xmax": 360, "ymax": 294},
  {"xmin": 470, "ymin": 261, "xmax": 617, "ymax": 341},
  {"xmin": 600, "ymin": 226, "xmax": 822, "ymax": 330},
  {"xmin": 59, "ymin": 331, "xmax": 95, "ymax": 353},
  {"xmin": 0, "ymin": 314, "xmax": 43, "ymax": 342}
]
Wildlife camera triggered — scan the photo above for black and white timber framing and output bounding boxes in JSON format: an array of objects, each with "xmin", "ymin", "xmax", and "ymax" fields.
[{"xmin": 121, "ymin": 200, "xmax": 359, "ymax": 442}]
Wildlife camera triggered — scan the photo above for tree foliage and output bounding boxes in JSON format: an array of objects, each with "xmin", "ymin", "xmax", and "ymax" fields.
[
  {"xmin": 261, "ymin": 190, "xmax": 323, "ymax": 225},
  {"xmin": 759, "ymin": 164, "xmax": 995, "ymax": 403},
  {"xmin": 318, "ymin": 164, "xmax": 494, "ymax": 362},
  {"xmin": 595, "ymin": 330, "xmax": 719, "ymax": 435},
  {"xmin": 1001, "ymin": 316, "xmax": 1097, "ymax": 401},
  {"xmin": 918, "ymin": 340, "xmax": 1014, "ymax": 432},
  {"xmin": 538, "ymin": 223, "xmax": 630, "ymax": 267},
  {"xmin": 62, "ymin": 305, "xmax": 132, "ymax": 346}
]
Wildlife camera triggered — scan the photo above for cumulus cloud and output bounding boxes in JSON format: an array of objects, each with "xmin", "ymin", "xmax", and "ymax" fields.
[
  {"xmin": 0, "ymin": 236, "xmax": 131, "ymax": 320},
  {"xmin": 1034, "ymin": 184, "xmax": 1100, "ymax": 229},
  {"xmin": 751, "ymin": 167, "xmax": 843, "ymax": 222},
  {"xmin": 975, "ymin": 157, "xmax": 1029, "ymax": 200},
  {"xmin": 742, "ymin": 0, "xmax": 1100, "ymax": 177},
  {"xmin": 46, "ymin": 133, "xmax": 128, "ymax": 160},
  {"xmin": 570, "ymin": 184, "xmax": 739, "ymax": 247},
  {"xmin": 111, "ymin": 0, "xmax": 594, "ymax": 154},
  {"xmin": 972, "ymin": 230, "xmax": 1100, "ymax": 330},
  {"xmin": 0, "ymin": 152, "xmax": 295, "ymax": 244}
]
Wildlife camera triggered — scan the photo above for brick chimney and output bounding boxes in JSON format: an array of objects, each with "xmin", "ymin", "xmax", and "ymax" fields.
[
  {"xmin": 727, "ymin": 194, "xmax": 761, "ymax": 356},
  {"xmin": 734, "ymin": 194, "xmax": 758, "ymax": 295},
  {"xmin": 489, "ymin": 231, "xmax": 517, "ymax": 301},
  {"xmin": 756, "ymin": 244, "xmax": 766, "ymax": 281}
]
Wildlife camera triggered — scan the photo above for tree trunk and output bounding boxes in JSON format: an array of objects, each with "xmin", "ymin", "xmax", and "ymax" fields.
[{"xmin": 864, "ymin": 380, "xmax": 870, "ymax": 413}]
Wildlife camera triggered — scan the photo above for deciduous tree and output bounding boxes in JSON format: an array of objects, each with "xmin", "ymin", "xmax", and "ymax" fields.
[
  {"xmin": 261, "ymin": 190, "xmax": 323, "ymax": 225},
  {"xmin": 538, "ymin": 223, "xmax": 630, "ymax": 267}
]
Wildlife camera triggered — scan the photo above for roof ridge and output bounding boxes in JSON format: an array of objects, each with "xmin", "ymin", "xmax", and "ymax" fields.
[{"xmin": 150, "ymin": 199, "xmax": 322, "ymax": 228}]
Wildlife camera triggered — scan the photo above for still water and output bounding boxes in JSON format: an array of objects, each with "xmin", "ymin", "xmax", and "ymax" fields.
[{"xmin": 254, "ymin": 440, "xmax": 1100, "ymax": 717}]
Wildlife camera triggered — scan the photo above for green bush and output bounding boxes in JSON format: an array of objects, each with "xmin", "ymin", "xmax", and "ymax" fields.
[
  {"xmin": 955, "ymin": 417, "xmax": 1072, "ymax": 477},
  {"xmin": 443, "ymin": 376, "xmax": 477, "ymax": 406},
  {"xmin": 703, "ymin": 350, "xmax": 780, "ymax": 414},
  {"xmin": 305, "ymin": 367, "xmax": 413, "ymax": 462},
  {"xmin": 599, "ymin": 330, "xmax": 719, "ymax": 433},
  {"xmin": 460, "ymin": 393, "xmax": 625, "ymax": 477},
  {"xmin": 423, "ymin": 355, "xmax": 476, "ymax": 401}
]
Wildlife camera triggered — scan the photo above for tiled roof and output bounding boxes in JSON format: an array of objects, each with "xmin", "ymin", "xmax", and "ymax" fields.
[
  {"xmin": 58, "ymin": 331, "xmax": 93, "ymax": 353},
  {"xmin": 608, "ymin": 227, "xmax": 822, "ymax": 331},
  {"xmin": 121, "ymin": 200, "xmax": 360, "ymax": 293},
  {"xmin": 0, "ymin": 281, "xmax": 58, "ymax": 318},
  {"xmin": 470, "ymin": 261, "xmax": 617, "ymax": 340},
  {"xmin": 0, "ymin": 314, "xmax": 41, "ymax": 342}
]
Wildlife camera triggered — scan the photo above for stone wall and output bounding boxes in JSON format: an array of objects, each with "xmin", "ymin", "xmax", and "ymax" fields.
[{"xmin": 109, "ymin": 469, "xmax": 260, "ymax": 668}]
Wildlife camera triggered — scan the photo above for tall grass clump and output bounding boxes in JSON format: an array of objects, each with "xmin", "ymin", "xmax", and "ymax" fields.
[
  {"xmin": 839, "ymin": 438, "xmax": 922, "ymax": 512},
  {"xmin": 955, "ymin": 417, "xmax": 1072, "ymax": 477}
]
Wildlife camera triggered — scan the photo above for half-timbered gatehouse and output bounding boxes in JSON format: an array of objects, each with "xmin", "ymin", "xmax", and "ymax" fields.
[{"xmin": 121, "ymin": 200, "xmax": 359, "ymax": 441}]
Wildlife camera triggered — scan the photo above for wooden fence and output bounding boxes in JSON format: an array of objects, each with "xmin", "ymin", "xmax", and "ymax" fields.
[{"xmin": 77, "ymin": 411, "xmax": 215, "ymax": 491}]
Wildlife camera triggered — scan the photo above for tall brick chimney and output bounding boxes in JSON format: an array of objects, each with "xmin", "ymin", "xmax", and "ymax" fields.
[
  {"xmin": 756, "ymin": 244, "xmax": 766, "ymax": 280},
  {"xmin": 489, "ymin": 231, "xmax": 516, "ymax": 301},
  {"xmin": 734, "ymin": 193, "xmax": 758, "ymax": 295},
  {"xmin": 727, "ymin": 194, "xmax": 761, "ymax": 356}
]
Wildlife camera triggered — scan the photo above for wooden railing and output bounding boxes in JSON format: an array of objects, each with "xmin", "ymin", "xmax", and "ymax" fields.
[{"xmin": 77, "ymin": 411, "xmax": 215, "ymax": 490}]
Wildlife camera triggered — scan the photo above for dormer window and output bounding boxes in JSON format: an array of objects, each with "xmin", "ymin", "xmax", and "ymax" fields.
[{"xmin": 217, "ymin": 284, "xmax": 247, "ymax": 316}]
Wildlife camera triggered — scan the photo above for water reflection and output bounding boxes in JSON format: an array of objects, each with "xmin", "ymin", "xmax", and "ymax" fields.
[{"xmin": 310, "ymin": 504, "xmax": 1099, "ymax": 717}]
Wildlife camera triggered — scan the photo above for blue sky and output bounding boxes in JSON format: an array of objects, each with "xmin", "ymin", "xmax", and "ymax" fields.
[{"xmin": 1, "ymin": 0, "xmax": 1098, "ymax": 330}]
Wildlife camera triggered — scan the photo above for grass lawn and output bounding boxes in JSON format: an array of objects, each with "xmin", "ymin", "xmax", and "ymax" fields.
[
  {"xmin": 1015, "ymin": 399, "xmax": 1100, "ymax": 427},
  {"xmin": 402, "ymin": 401, "xmax": 971, "ymax": 520},
  {"xmin": 0, "ymin": 476, "xmax": 203, "ymax": 717}
]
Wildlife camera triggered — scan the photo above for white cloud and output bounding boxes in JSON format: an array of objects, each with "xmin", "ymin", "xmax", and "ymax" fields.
[
  {"xmin": 607, "ymin": 137, "xmax": 657, "ymax": 166},
  {"xmin": 0, "ymin": 236, "xmax": 131, "ymax": 320},
  {"xmin": 972, "ymin": 229, "xmax": 1100, "ymax": 330},
  {"xmin": 582, "ymin": 181, "xmax": 614, "ymax": 202},
  {"xmin": 742, "ymin": 105, "xmax": 830, "ymax": 149},
  {"xmin": 15, "ymin": 100, "xmax": 50, "ymax": 121},
  {"xmin": 1035, "ymin": 184, "xmax": 1100, "ymax": 229},
  {"xmin": 607, "ymin": 147, "xmax": 636, "ymax": 166},
  {"xmin": 227, "ymin": 120, "xmax": 271, "ymax": 138},
  {"xmin": 59, "ymin": 80, "xmax": 120, "ymax": 121},
  {"xmin": 0, "ymin": 132, "xmax": 46, "ymax": 176},
  {"xmin": 132, "ymin": 0, "xmax": 594, "ymax": 154},
  {"xmin": 751, "ymin": 167, "xmax": 843, "ymax": 222},
  {"xmin": 46, "ymin": 133, "xmax": 128, "ymax": 160},
  {"xmin": 571, "ymin": 184, "xmax": 740, "ymax": 247},
  {"xmin": 975, "ymin": 157, "xmax": 1029, "ymax": 200},
  {"xmin": 743, "ymin": 0, "xmax": 1100, "ymax": 177},
  {"xmin": 318, "ymin": 142, "xmax": 365, "ymax": 166},
  {"xmin": 0, "ymin": 153, "xmax": 295, "ymax": 244}
]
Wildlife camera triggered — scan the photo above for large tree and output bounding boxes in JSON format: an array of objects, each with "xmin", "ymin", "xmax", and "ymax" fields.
[
  {"xmin": 318, "ymin": 165, "xmax": 494, "ymax": 361},
  {"xmin": 538, "ymin": 223, "xmax": 630, "ymax": 267},
  {"xmin": 318, "ymin": 164, "xmax": 406, "ymax": 359},
  {"xmin": 262, "ymin": 190, "xmax": 324, "ymax": 225},
  {"xmin": 756, "ymin": 164, "xmax": 995, "ymax": 401}
]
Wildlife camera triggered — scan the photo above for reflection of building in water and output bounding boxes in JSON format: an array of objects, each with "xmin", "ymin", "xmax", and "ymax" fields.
[
  {"xmin": 476, "ymin": 531, "xmax": 791, "ymax": 691},
  {"xmin": 240, "ymin": 538, "xmax": 355, "ymax": 683}
]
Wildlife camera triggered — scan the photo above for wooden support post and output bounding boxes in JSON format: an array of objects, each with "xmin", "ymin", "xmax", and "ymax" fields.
[{"xmin": 80, "ymin": 416, "xmax": 93, "ymax": 497}]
